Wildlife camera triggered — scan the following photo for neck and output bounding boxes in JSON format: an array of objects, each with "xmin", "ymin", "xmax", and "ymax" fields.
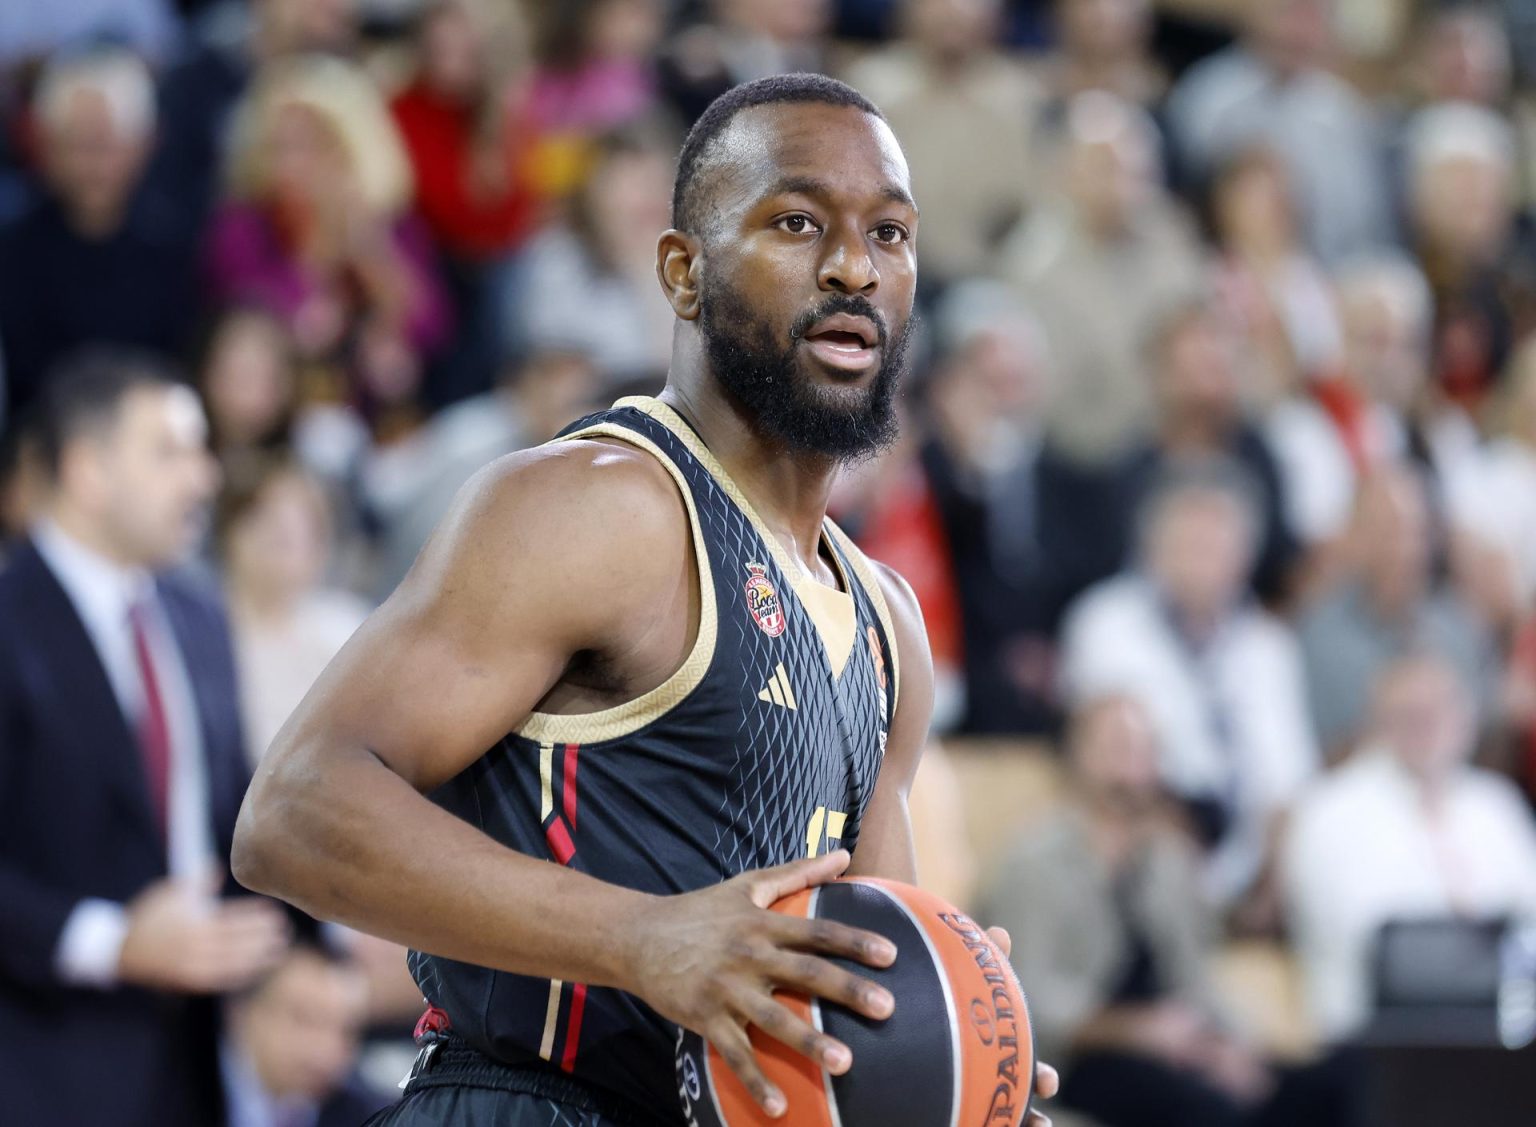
[
  {"xmin": 1160, "ymin": 413, "xmax": 1225, "ymax": 452},
  {"xmin": 63, "ymin": 196, "xmax": 126, "ymax": 240},
  {"xmin": 658, "ymin": 376, "xmax": 839, "ymax": 580},
  {"xmin": 232, "ymin": 580, "xmax": 301, "ymax": 623},
  {"xmin": 47, "ymin": 502, "xmax": 141, "ymax": 570}
]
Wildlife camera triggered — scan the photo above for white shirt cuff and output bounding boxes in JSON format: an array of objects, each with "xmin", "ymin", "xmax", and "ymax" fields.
[{"xmin": 55, "ymin": 899, "xmax": 129, "ymax": 988}]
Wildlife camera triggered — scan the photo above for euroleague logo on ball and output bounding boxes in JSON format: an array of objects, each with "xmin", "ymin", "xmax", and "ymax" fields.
[{"xmin": 743, "ymin": 562, "xmax": 787, "ymax": 637}]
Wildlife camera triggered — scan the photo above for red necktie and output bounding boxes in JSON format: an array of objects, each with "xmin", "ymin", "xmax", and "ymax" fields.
[{"xmin": 128, "ymin": 600, "xmax": 171, "ymax": 844}]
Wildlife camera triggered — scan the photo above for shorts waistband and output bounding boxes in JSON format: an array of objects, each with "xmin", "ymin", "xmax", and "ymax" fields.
[{"xmin": 404, "ymin": 1035, "xmax": 668, "ymax": 1127}]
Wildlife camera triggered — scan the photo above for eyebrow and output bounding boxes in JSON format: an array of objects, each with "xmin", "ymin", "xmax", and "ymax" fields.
[{"xmin": 765, "ymin": 175, "xmax": 918, "ymax": 213}]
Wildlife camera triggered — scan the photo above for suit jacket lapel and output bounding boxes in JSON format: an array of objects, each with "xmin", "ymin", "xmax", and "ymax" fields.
[{"xmin": 16, "ymin": 541, "xmax": 166, "ymax": 861}]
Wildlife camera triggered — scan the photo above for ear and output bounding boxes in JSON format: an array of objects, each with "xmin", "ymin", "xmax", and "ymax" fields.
[
  {"xmin": 656, "ymin": 229, "xmax": 703, "ymax": 321},
  {"xmin": 57, "ymin": 437, "xmax": 107, "ymax": 510}
]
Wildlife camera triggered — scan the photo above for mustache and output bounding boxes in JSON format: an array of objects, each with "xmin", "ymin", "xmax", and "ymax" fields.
[{"xmin": 789, "ymin": 294, "xmax": 889, "ymax": 348}]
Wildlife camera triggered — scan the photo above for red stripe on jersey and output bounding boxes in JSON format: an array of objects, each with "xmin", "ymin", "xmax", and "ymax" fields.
[
  {"xmin": 561, "ymin": 982, "xmax": 588, "ymax": 1072},
  {"xmin": 546, "ymin": 816, "xmax": 575, "ymax": 865},
  {"xmin": 563, "ymin": 743, "xmax": 580, "ymax": 830}
]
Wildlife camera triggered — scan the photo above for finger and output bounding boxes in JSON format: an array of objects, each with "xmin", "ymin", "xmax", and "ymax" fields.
[
  {"xmin": 769, "ymin": 913, "xmax": 896, "ymax": 969},
  {"xmin": 986, "ymin": 925, "xmax": 1011, "ymax": 959},
  {"xmin": 764, "ymin": 949, "xmax": 894, "ymax": 1022},
  {"xmin": 188, "ymin": 863, "xmax": 226, "ymax": 902},
  {"xmin": 212, "ymin": 902, "xmax": 290, "ymax": 937},
  {"xmin": 727, "ymin": 982, "xmax": 852, "ymax": 1075},
  {"xmin": 1035, "ymin": 1062, "xmax": 1060, "ymax": 1098},
  {"xmin": 744, "ymin": 850, "xmax": 852, "ymax": 909},
  {"xmin": 708, "ymin": 1020, "xmax": 785, "ymax": 1118},
  {"xmin": 209, "ymin": 913, "xmax": 291, "ymax": 951},
  {"xmin": 1026, "ymin": 1113, "xmax": 1051, "ymax": 1127}
]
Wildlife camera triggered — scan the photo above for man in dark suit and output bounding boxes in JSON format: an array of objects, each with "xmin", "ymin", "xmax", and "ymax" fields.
[
  {"xmin": 0, "ymin": 353, "xmax": 290, "ymax": 1126},
  {"xmin": 222, "ymin": 944, "xmax": 394, "ymax": 1127}
]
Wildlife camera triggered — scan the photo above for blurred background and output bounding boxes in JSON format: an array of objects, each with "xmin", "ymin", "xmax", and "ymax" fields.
[{"xmin": 3, "ymin": 0, "xmax": 1536, "ymax": 1124}]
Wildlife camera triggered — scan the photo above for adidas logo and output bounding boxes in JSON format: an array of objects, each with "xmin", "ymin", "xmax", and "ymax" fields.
[{"xmin": 758, "ymin": 663, "xmax": 798, "ymax": 710}]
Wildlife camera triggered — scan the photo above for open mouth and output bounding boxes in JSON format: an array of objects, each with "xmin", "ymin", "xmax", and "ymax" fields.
[{"xmin": 801, "ymin": 314, "xmax": 881, "ymax": 373}]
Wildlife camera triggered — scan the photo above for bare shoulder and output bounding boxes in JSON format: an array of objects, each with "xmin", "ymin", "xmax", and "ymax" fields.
[
  {"xmin": 385, "ymin": 435, "xmax": 694, "ymax": 663},
  {"xmin": 407, "ymin": 439, "xmax": 688, "ymax": 595}
]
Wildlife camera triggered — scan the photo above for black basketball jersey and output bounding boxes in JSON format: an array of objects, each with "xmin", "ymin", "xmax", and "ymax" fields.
[{"xmin": 408, "ymin": 396, "xmax": 902, "ymax": 1122}]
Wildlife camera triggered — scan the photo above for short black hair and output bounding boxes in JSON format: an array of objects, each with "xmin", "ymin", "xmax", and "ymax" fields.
[
  {"xmin": 671, "ymin": 73, "xmax": 885, "ymax": 234},
  {"xmin": 31, "ymin": 349, "xmax": 184, "ymax": 479}
]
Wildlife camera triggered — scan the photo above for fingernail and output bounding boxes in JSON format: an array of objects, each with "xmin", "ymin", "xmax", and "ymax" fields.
[
  {"xmin": 869, "ymin": 989, "xmax": 894, "ymax": 1017},
  {"xmin": 766, "ymin": 1094, "xmax": 786, "ymax": 1117},
  {"xmin": 826, "ymin": 1045, "xmax": 851, "ymax": 1072},
  {"xmin": 875, "ymin": 941, "xmax": 897, "ymax": 964}
]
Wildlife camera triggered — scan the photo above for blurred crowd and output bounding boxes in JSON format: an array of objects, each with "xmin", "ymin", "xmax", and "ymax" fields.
[{"xmin": 5, "ymin": 0, "xmax": 1536, "ymax": 1124}]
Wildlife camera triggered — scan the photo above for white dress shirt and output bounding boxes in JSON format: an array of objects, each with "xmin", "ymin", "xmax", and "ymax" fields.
[
  {"xmin": 1283, "ymin": 750, "xmax": 1536, "ymax": 1041},
  {"xmin": 1061, "ymin": 574, "xmax": 1320, "ymax": 903},
  {"xmin": 33, "ymin": 520, "xmax": 216, "ymax": 987}
]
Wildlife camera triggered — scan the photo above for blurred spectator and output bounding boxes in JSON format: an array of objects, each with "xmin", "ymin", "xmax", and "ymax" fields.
[
  {"xmin": 1296, "ymin": 465, "xmax": 1495, "ymax": 758},
  {"xmin": 218, "ymin": 456, "xmax": 367, "ymax": 765},
  {"xmin": 0, "ymin": 0, "xmax": 179, "ymax": 71},
  {"xmin": 659, "ymin": 0, "xmax": 833, "ymax": 124},
  {"xmin": 1262, "ymin": 252, "xmax": 1464, "ymax": 550},
  {"xmin": 1284, "ymin": 653, "xmax": 1536, "ymax": 1042},
  {"xmin": 1040, "ymin": 0, "xmax": 1164, "ymax": 110},
  {"xmin": 393, "ymin": 0, "xmax": 539, "ymax": 262},
  {"xmin": 391, "ymin": 0, "xmax": 543, "ymax": 406},
  {"xmin": 222, "ymin": 943, "xmax": 391, "ymax": 1127},
  {"xmin": 997, "ymin": 90, "xmax": 1204, "ymax": 466},
  {"xmin": 1165, "ymin": 0, "xmax": 1394, "ymax": 263},
  {"xmin": 1405, "ymin": 99, "xmax": 1536, "ymax": 414},
  {"xmin": 1206, "ymin": 146, "xmax": 1342, "ymax": 407},
  {"xmin": 149, "ymin": 0, "xmax": 359, "ymax": 227},
  {"xmin": 363, "ymin": 348, "xmax": 600, "ymax": 599},
  {"xmin": 1410, "ymin": 3, "xmax": 1512, "ymax": 108},
  {"xmin": 982, "ymin": 697, "xmax": 1352, "ymax": 1127},
  {"xmin": 842, "ymin": 0, "xmax": 1042, "ymax": 284},
  {"xmin": 1061, "ymin": 465, "xmax": 1319, "ymax": 908},
  {"xmin": 0, "ymin": 48, "xmax": 198, "ymax": 430},
  {"xmin": 529, "ymin": 0, "xmax": 663, "ymax": 132},
  {"xmin": 1125, "ymin": 300, "xmax": 1298, "ymax": 603},
  {"xmin": 0, "ymin": 353, "xmax": 288, "ymax": 1127},
  {"xmin": 501, "ymin": 128, "xmax": 674, "ymax": 389},
  {"xmin": 918, "ymin": 282, "xmax": 1125, "ymax": 733},
  {"xmin": 1463, "ymin": 338, "xmax": 1536, "ymax": 605},
  {"xmin": 207, "ymin": 55, "xmax": 451, "ymax": 425},
  {"xmin": 196, "ymin": 306, "xmax": 297, "ymax": 474}
]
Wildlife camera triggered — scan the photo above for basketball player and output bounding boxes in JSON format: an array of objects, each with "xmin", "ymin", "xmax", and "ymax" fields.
[{"xmin": 234, "ymin": 75, "xmax": 1058, "ymax": 1126}]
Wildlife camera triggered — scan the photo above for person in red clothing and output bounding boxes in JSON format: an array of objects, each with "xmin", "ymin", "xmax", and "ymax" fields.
[
  {"xmin": 392, "ymin": 0, "xmax": 547, "ymax": 406},
  {"xmin": 392, "ymin": 0, "xmax": 543, "ymax": 262}
]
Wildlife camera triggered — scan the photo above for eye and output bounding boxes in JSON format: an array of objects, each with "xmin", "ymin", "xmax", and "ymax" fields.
[
  {"xmin": 775, "ymin": 213, "xmax": 820, "ymax": 235},
  {"xmin": 872, "ymin": 222, "xmax": 910, "ymax": 245}
]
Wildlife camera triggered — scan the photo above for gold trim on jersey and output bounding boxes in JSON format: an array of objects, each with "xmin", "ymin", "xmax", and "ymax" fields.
[
  {"xmin": 618, "ymin": 396, "xmax": 871, "ymax": 682},
  {"xmin": 824, "ymin": 517, "xmax": 902, "ymax": 715},
  {"xmin": 514, "ymin": 423, "xmax": 718, "ymax": 744}
]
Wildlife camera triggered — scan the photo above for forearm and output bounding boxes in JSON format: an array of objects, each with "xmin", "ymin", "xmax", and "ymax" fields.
[{"xmin": 233, "ymin": 743, "xmax": 652, "ymax": 991}]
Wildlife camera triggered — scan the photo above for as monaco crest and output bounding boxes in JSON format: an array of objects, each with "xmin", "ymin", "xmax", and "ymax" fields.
[{"xmin": 743, "ymin": 562, "xmax": 787, "ymax": 638}]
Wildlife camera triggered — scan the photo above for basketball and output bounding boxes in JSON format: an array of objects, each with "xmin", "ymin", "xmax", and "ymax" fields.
[{"xmin": 674, "ymin": 878, "xmax": 1035, "ymax": 1127}]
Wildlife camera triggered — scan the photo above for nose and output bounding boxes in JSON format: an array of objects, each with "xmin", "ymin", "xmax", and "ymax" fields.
[{"xmin": 817, "ymin": 223, "xmax": 878, "ymax": 295}]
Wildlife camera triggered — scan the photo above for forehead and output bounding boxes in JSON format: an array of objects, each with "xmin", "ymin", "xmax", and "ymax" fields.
[{"xmin": 707, "ymin": 102, "xmax": 912, "ymax": 214}]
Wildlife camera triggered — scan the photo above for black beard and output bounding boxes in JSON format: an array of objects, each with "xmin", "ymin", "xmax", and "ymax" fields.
[{"xmin": 697, "ymin": 278, "xmax": 910, "ymax": 462}]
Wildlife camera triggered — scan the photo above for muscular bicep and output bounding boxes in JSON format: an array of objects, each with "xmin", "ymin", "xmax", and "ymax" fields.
[
  {"xmin": 268, "ymin": 443, "xmax": 690, "ymax": 793},
  {"xmin": 848, "ymin": 563, "xmax": 935, "ymax": 883}
]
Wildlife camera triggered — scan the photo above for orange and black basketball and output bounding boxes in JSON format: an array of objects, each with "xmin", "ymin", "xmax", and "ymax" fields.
[{"xmin": 674, "ymin": 878, "xmax": 1035, "ymax": 1126}]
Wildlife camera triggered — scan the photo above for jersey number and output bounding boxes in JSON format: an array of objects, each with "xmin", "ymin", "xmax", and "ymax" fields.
[{"xmin": 805, "ymin": 806, "xmax": 847, "ymax": 858}]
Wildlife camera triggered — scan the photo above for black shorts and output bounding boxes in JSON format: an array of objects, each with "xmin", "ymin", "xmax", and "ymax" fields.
[{"xmin": 366, "ymin": 1038, "xmax": 668, "ymax": 1127}]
